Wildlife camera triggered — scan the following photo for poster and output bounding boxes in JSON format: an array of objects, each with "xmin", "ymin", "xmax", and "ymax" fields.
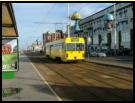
[{"xmin": 2, "ymin": 38, "xmax": 19, "ymax": 72}]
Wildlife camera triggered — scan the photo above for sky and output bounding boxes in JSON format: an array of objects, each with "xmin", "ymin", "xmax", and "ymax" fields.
[{"xmin": 13, "ymin": 3, "xmax": 113, "ymax": 50}]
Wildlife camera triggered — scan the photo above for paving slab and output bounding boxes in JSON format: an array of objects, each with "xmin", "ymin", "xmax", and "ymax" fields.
[{"xmin": 2, "ymin": 54, "xmax": 59, "ymax": 101}]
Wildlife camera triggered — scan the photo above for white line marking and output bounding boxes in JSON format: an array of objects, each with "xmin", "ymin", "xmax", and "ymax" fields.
[{"xmin": 30, "ymin": 61, "xmax": 62, "ymax": 101}]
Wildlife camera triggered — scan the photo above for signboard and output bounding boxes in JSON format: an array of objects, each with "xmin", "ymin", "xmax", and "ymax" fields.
[
  {"xmin": 2, "ymin": 38, "xmax": 19, "ymax": 72},
  {"xmin": 71, "ymin": 38, "xmax": 79, "ymax": 42}
]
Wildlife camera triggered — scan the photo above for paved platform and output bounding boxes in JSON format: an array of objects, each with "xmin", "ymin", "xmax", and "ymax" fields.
[
  {"xmin": 2, "ymin": 54, "xmax": 60, "ymax": 101},
  {"xmin": 85, "ymin": 56, "xmax": 133, "ymax": 69}
]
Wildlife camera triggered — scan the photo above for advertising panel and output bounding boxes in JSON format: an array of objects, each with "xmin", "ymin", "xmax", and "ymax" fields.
[{"xmin": 2, "ymin": 38, "xmax": 19, "ymax": 72}]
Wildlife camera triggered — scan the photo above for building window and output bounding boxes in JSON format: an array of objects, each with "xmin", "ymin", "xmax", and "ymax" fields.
[
  {"xmin": 122, "ymin": 32, "xmax": 130, "ymax": 42},
  {"xmin": 97, "ymin": 21, "xmax": 99, "ymax": 25},
  {"xmin": 126, "ymin": 20, "xmax": 128, "ymax": 24},
  {"xmin": 124, "ymin": 9, "xmax": 127, "ymax": 17},
  {"xmin": 103, "ymin": 27, "xmax": 105, "ymax": 31},
  {"xmin": 94, "ymin": 21, "xmax": 96, "ymax": 26},
  {"xmin": 98, "ymin": 35, "xmax": 102, "ymax": 45},
  {"xmin": 116, "ymin": 13, "xmax": 117, "ymax": 18},
  {"xmin": 122, "ymin": 20, "xmax": 128, "ymax": 29},
  {"xmin": 89, "ymin": 22, "xmax": 91, "ymax": 26},
  {"xmin": 131, "ymin": 18, "xmax": 133, "ymax": 22},
  {"xmin": 119, "ymin": 11, "xmax": 122, "ymax": 18}
]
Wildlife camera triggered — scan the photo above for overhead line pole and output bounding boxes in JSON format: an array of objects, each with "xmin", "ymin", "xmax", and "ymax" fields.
[
  {"xmin": 67, "ymin": 3, "xmax": 70, "ymax": 37},
  {"xmin": 114, "ymin": 3, "xmax": 117, "ymax": 48},
  {"xmin": 114, "ymin": 3, "xmax": 117, "ymax": 55}
]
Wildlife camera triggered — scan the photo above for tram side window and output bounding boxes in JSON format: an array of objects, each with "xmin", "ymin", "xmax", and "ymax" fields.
[
  {"xmin": 62, "ymin": 43, "xmax": 65, "ymax": 50},
  {"xmin": 53, "ymin": 44, "xmax": 57, "ymax": 49},
  {"xmin": 59, "ymin": 43, "xmax": 62, "ymax": 49}
]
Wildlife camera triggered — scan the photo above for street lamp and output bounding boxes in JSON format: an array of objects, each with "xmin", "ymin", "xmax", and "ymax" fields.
[
  {"xmin": 103, "ymin": 4, "xmax": 117, "ymax": 55},
  {"xmin": 87, "ymin": 36, "xmax": 92, "ymax": 59},
  {"xmin": 114, "ymin": 3, "xmax": 117, "ymax": 55},
  {"xmin": 67, "ymin": 3, "xmax": 70, "ymax": 37}
]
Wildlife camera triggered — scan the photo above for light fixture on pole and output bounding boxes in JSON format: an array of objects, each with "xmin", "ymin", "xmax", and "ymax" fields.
[{"xmin": 71, "ymin": 11, "xmax": 81, "ymax": 35}]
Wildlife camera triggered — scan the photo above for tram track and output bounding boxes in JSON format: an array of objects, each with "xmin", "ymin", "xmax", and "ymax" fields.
[
  {"xmin": 42, "ymin": 59, "xmax": 132, "ymax": 100},
  {"xmin": 35, "ymin": 58, "xmax": 124, "ymax": 100},
  {"xmin": 29, "ymin": 57, "xmax": 103, "ymax": 100},
  {"xmin": 82, "ymin": 60, "xmax": 132, "ymax": 74},
  {"xmin": 26, "ymin": 54, "xmax": 133, "ymax": 101},
  {"xmin": 70, "ymin": 61, "xmax": 133, "ymax": 82}
]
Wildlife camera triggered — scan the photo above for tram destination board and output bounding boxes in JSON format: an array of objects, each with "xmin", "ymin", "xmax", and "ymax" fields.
[{"xmin": 71, "ymin": 38, "xmax": 79, "ymax": 42}]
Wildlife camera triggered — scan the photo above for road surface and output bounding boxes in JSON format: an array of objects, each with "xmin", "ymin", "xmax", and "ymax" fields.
[{"xmin": 26, "ymin": 52, "xmax": 133, "ymax": 101}]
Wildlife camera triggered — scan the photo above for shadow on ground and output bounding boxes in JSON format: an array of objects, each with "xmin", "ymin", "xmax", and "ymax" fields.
[
  {"xmin": 29, "ymin": 83, "xmax": 133, "ymax": 101},
  {"xmin": 2, "ymin": 88, "xmax": 22, "ymax": 97}
]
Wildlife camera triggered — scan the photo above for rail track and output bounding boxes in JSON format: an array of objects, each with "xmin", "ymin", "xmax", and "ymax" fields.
[
  {"xmin": 70, "ymin": 61, "xmax": 132, "ymax": 82},
  {"xmin": 25, "ymin": 53, "xmax": 133, "ymax": 101}
]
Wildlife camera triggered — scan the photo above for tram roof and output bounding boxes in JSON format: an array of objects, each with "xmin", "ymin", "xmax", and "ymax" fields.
[{"xmin": 2, "ymin": 3, "xmax": 18, "ymax": 37}]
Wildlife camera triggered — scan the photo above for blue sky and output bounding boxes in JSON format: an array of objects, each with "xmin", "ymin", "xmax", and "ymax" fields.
[{"xmin": 13, "ymin": 3, "xmax": 113, "ymax": 50}]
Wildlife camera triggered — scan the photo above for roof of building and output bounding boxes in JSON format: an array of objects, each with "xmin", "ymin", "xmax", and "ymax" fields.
[{"xmin": 80, "ymin": 3, "xmax": 132, "ymax": 24}]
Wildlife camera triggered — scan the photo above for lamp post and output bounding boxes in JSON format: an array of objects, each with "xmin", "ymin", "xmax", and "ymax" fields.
[
  {"xmin": 114, "ymin": 3, "xmax": 117, "ymax": 55},
  {"xmin": 103, "ymin": 5, "xmax": 116, "ymax": 56},
  {"xmin": 87, "ymin": 36, "xmax": 92, "ymax": 59},
  {"xmin": 67, "ymin": 3, "xmax": 70, "ymax": 37}
]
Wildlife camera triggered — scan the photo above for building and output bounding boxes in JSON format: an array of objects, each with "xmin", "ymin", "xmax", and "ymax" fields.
[{"xmin": 79, "ymin": 3, "xmax": 133, "ymax": 55}]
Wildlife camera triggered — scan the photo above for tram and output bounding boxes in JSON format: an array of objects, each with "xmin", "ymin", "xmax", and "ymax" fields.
[{"xmin": 45, "ymin": 37, "xmax": 85, "ymax": 62}]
